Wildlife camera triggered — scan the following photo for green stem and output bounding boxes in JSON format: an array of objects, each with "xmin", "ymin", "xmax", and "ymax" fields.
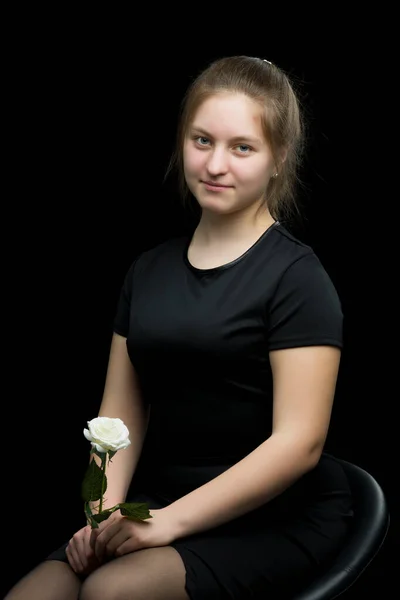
[{"xmin": 99, "ymin": 453, "xmax": 107, "ymax": 513}]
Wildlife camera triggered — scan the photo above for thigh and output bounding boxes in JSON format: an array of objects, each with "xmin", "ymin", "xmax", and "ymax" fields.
[
  {"xmin": 79, "ymin": 546, "xmax": 189, "ymax": 600},
  {"xmin": 5, "ymin": 560, "xmax": 81, "ymax": 600}
]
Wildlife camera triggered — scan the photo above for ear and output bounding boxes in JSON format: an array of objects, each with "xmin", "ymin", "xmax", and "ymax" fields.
[{"xmin": 277, "ymin": 146, "xmax": 288, "ymax": 169}]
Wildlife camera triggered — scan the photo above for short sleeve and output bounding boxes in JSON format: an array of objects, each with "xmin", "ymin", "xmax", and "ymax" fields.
[
  {"xmin": 267, "ymin": 252, "xmax": 343, "ymax": 350},
  {"xmin": 113, "ymin": 259, "xmax": 138, "ymax": 338}
]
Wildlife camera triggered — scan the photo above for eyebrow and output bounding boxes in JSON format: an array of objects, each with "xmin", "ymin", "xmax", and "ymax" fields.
[{"xmin": 190, "ymin": 126, "xmax": 263, "ymax": 145}]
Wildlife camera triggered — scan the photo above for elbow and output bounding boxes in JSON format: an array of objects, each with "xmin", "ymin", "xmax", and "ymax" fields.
[
  {"xmin": 272, "ymin": 432, "xmax": 324, "ymax": 472},
  {"xmin": 304, "ymin": 437, "xmax": 325, "ymax": 469},
  {"xmin": 298, "ymin": 427, "xmax": 328, "ymax": 468}
]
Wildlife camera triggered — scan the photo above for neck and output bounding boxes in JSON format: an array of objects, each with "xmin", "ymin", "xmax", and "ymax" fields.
[{"xmin": 194, "ymin": 210, "xmax": 276, "ymax": 247}]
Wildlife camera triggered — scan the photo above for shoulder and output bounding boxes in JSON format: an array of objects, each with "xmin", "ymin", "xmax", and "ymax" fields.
[
  {"xmin": 265, "ymin": 224, "xmax": 343, "ymax": 349},
  {"xmin": 270, "ymin": 222, "xmax": 315, "ymax": 264},
  {"xmin": 142, "ymin": 234, "xmax": 186, "ymax": 255},
  {"xmin": 270, "ymin": 223, "xmax": 336, "ymax": 289},
  {"xmin": 124, "ymin": 234, "xmax": 187, "ymax": 277},
  {"xmin": 140, "ymin": 235, "xmax": 186, "ymax": 262}
]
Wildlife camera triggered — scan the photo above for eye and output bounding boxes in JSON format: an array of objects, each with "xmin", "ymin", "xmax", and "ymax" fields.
[
  {"xmin": 195, "ymin": 136, "xmax": 210, "ymax": 146},
  {"xmin": 236, "ymin": 144, "xmax": 251, "ymax": 153}
]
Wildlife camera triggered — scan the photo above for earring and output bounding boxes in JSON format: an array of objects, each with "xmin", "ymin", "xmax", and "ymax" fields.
[{"xmin": 272, "ymin": 172, "xmax": 278, "ymax": 178}]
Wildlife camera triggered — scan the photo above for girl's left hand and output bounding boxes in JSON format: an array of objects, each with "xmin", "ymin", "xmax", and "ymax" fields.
[{"xmin": 89, "ymin": 509, "xmax": 178, "ymax": 560}]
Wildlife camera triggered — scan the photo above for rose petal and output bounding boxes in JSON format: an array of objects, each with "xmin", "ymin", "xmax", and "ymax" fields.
[
  {"xmin": 94, "ymin": 443, "xmax": 107, "ymax": 453},
  {"xmin": 83, "ymin": 428, "xmax": 92, "ymax": 442}
]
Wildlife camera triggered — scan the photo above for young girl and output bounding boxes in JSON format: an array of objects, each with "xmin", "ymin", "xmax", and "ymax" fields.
[{"xmin": 6, "ymin": 55, "xmax": 353, "ymax": 600}]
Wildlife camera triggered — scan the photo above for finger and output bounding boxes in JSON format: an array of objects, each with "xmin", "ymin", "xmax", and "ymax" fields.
[
  {"xmin": 105, "ymin": 531, "xmax": 131, "ymax": 557},
  {"xmin": 85, "ymin": 536, "xmax": 95, "ymax": 558},
  {"xmin": 94, "ymin": 530, "xmax": 109, "ymax": 562},
  {"xmin": 114, "ymin": 537, "xmax": 135, "ymax": 557},
  {"xmin": 89, "ymin": 528, "xmax": 98, "ymax": 550},
  {"xmin": 89, "ymin": 526, "xmax": 104, "ymax": 552},
  {"xmin": 89, "ymin": 513, "xmax": 119, "ymax": 550},
  {"xmin": 66, "ymin": 540, "xmax": 84, "ymax": 574},
  {"xmin": 75, "ymin": 533, "xmax": 90, "ymax": 571},
  {"xmin": 84, "ymin": 529, "xmax": 98, "ymax": 562},
  {"xmin": 65, "ymin": 544, "xmax": 76, "ymax": 573},
  {"xmin": 94, "ymin": 521, "xmax": 118, "ymax": 561}
]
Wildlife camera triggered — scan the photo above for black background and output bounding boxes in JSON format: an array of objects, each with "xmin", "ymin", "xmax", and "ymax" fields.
[{"xmin": 3, "ymin": 11, "xmax": 396, "ymax": 598}]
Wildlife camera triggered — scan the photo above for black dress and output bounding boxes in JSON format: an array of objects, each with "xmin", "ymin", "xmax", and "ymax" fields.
[{"xmin": 46, "ymin": 222, "xmax": 354, "ymax": 599}]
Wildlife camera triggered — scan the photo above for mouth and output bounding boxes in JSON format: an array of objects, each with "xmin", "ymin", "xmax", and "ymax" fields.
[{"xmin": 201, "ymin": 180, "xmax": 233, "ymax": 189}]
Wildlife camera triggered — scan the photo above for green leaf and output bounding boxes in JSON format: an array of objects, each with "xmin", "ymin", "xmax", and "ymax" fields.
[
  {"xmin": 81, "ymin": 459, "xmax": 107, "ymax": 502},
  {"xmin": 88, "ymin": 515, "xmax": 99, "ymax": 528},
  {"xmin": 92, "ymin": 509, "xmax": 113, "ymax": 524},
  {"xmin": 108, "ymin": 450, "xmax": 117, "ymax": 461},
  {"xmin": 119, "ymin": 502, "xmax": 153, "ymax": 521}
]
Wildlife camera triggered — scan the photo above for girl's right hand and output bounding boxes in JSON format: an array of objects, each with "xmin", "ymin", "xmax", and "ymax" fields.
[{"xmin": 66, "ymin": 523, "xmax": 103, "ymax": 576}]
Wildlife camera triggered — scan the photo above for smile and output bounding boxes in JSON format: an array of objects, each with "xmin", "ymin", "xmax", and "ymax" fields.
[{"xmin": 202, "ymin": 181, "xmax": 233, "ymax": 191}]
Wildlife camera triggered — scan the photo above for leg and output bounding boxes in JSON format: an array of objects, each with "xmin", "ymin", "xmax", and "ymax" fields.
[
  {"xmin": 4, "ymin": 560, "xmax": 81, "ymax": 600},
  {"xmin": 80, "ymin": 546, "xmax": 190, "ymax": 600}
]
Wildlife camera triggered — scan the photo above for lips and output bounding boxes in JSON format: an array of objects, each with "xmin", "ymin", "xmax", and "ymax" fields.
[{"xmin": 202, "ymin": 181, "xmax": 232, "ymax": 188}]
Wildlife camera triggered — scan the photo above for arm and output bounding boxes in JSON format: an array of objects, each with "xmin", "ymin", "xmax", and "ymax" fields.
[
  {"xmin": 89, "ymin": 332, "xmax": 150, "ymax": 511},
  {"xmin": 164, "ymin": 345, "xmax": 341, "ymax": 538}
]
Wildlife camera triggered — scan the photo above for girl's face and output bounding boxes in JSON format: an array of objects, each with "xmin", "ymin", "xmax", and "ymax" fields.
[{"xmin": 183, "ymin": 92, "xmax": 276, "ymax": 217}]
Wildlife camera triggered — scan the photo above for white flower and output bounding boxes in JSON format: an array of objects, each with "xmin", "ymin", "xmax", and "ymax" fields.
[{"xmin": 83, "ymin": 417, "xmax": 131, "ymax": 453}]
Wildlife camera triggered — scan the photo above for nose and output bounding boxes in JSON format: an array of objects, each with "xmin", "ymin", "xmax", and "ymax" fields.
[{"xmin": 206, "ymin": 147, "xmax": 229, "ymax": 176}]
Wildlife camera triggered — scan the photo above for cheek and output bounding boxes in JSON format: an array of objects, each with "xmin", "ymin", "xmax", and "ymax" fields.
[
  {"xmin": 236, "ymin": 161, "xmax": 271, "ymax": 188},
  {"xmin": 184, "ymin": 146, "xmax": 205, "ymax": 177}
]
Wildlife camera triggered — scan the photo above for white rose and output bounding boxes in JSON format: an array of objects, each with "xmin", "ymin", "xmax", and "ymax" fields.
[{"xmin": 83, "ymin": 417, "xmax": 131, "ymax": 453}]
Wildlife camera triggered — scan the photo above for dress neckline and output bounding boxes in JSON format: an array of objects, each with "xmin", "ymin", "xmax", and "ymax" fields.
[{"xmin": 183, "ymin": 221, "xmax": 280, "ymax": 274}]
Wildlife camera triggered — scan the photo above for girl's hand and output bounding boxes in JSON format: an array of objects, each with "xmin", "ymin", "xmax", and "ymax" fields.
[
  {"xmin": 90, "ymin": 508, "xmax": 177, "ymax": 561},
  {"xmin": 66, "ymin": 511, "xmax": 120, "ymax": 575},
  {"xmin": 66, "ymin": 523, "xmax": 103, "ymax": 575}
]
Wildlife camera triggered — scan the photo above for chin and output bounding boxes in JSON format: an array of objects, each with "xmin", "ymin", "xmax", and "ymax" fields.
[{"xmin": 197, "ymin": 195, "xmax": 231, "ymax": 211}]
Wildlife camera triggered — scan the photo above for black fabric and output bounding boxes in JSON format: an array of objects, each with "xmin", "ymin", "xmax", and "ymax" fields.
[
  {"xmin": 46, "ymin": 222, "xmax": 354, "ymax": 599},
  {"xmin": 113, "ymin": 221, "xmax": 343, "ymax": 465}
]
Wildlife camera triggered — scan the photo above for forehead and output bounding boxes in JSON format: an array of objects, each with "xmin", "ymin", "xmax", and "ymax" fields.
[{"xmin": 191, "ymin": 92, "xmax": 265, "ymax": 139}]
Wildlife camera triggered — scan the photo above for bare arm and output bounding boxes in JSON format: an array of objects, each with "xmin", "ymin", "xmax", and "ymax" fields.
[
  {"xmin": 89, "ymin": 332, "xmax": 150, "ymax": 511},
  {"xmin": 164, "ymin": 345, "xmax": 341, "ymax": 538}
]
